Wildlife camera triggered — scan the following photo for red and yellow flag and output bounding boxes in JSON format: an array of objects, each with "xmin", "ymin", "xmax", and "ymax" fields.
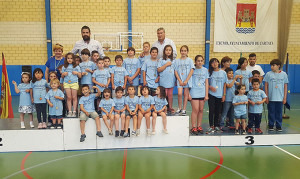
[{"xmin": 0, "ymin": 53, "xmax": 14, "ymax": 118}]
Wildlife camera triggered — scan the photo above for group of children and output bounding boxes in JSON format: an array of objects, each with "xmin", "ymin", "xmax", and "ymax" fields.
[{"xmin": 13, "ymin": 42, "xmax": 288, "ymax": 141}]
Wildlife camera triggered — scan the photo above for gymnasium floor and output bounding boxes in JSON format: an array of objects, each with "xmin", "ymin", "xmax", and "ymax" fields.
[{"xmin": 0, "ymin": 94, "xmax": 300, "ymax": 178}]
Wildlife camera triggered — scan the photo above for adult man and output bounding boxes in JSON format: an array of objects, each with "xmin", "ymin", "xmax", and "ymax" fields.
[
  {"xmin": 71, "ymin": 26, "xmax": 105, "ymax": 58},
  {"xmin": 151, "ymin": 27, "xmax": 177, "ymax": 59},
  {"xmin": 246, "ymin": 53, "xmax": 265, "ymax": 81}
]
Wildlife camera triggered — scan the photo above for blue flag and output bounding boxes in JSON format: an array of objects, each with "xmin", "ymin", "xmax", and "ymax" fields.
[{"xmin": 284, "ymin": 53, "xmax": 290, "ymax": 110}]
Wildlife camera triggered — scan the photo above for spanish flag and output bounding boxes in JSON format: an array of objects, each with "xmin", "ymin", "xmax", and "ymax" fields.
[{"xmin": 0, "ymin": 53, "xmax": 14, "ymax": 118}]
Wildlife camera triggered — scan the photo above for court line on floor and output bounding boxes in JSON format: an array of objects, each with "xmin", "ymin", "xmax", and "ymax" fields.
[
  {"xmin": 122, "ymin": 149, "xmax": 127, "ymax": 179},
  {"xmin": 273, "ymin": 145, "xmax": 300, "ymax": 160},
  {"xmin": 200, "ymin": 147, "xmax": 223, "ymax": 179},
  {"xmin": 20, "ymin": 152, "xmax": 33, "ymax": 179},
  {"xmin": 149, "ymin": 148, "xmax": 248, "ymax": 179}
]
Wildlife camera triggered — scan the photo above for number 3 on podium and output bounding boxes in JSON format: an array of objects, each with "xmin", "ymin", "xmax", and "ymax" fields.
[{"xmin": 245, "ymin": 136, "xmax": 254, "ymax": 145}]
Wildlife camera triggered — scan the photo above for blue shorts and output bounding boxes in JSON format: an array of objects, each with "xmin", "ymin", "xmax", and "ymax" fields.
[
  {"xmin": 235, "ymin": 114, "xmax": 247, "ymax": 120},
  {"xmin": 49, "ymin": 115, "xmax": 63, "ymax": 120}
]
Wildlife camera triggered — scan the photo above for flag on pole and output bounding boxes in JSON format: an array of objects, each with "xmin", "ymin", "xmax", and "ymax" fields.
[
  {"xmin": 284, "ymin": 53, "xmax": 290, "ymax": 110},
  {"xmin": 0, "ymin": 53, "xmax": 14, "ymax": 118}
]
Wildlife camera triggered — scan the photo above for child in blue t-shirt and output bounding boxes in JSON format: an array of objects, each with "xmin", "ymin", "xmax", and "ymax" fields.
[
  {"xmin": 113, "ymin": 86, "xmax": 126, "ymax": 137},
  {"xmin": 249, "ymin": 70, "xmax": 264, "ymax": 90},
  {"xmin": 79, "ymin": 85, "xmax": 103, "ymax": 142},
  {"xmin": 104, "ymin": 56, "xmax": 112, "ymax": 90},
  {"xmin": 45, "ymin": 79, "xmax": 64, "ymax": 129},
  {"xmin": 124, "ymin": 85, "xmax": 139, "ymax": 137},
  {"xmin": 207, "ymin": 58, "xmax": 227, "ymax": 134},
  {"xmin": 247, "ymin": 78, "xmax": 267, "ymax": 134},
  {"xmin": 157, "ymin": 45, "xmax": 176, "ymax": 114},
  {"xmin": 264, "ymin": 59, "xmax": 289, "ymax": 132},
  {"xmin": 111, "ymin": 55, "xmax": 128, "ymax": 97},
  {"xmin": 234, "ymin": 57, "xmax": 252, "ymax": 93},
  {"xmin": 233, "ymin": 85, "xmax": 248, "ymax": 135},
  {"xmin": 30, "ymin": 68, "xmax": 50, "ymax": 129},
  {"xmin": 189, "ymin": 55, "xmax": 209, "ymax": 135},
  {"xmin": 61, "ymin": 53, "xmax": 82, "ymax": 117},
  {"xmin": 220, "ymin": 68, "xmax": 241, "ymax": 129},
  {"xmin": 142, "ymin": 47, "xmax": 159, "ymax": 96},
  {"xmin": 139, "ymin": 42, "xmax": 151, "ymax": 86},
  {"xmin": 12, "ymin": 72, "xmax": 35, "ymax": 129},
  {"xmin": 99, "ymin": 88, "xmax": 115, "ymax": 135},
  {"xmin": 123, "ymin": 47, "xmax": 141, "ymax": 95},
  {"xmin": 153, "ymin": 86, "xmax": 168, "ymax": 134},
  {"xmin": 174, "ymin": 45, "xmax": 195, "ymax": 116},
  {"xmin": 79, "ymin": 48, "xmax": 95, "ymax": 90},
  {"xmin": 137, "ymin": 86, "xmax": 155, "ymax": 136}
]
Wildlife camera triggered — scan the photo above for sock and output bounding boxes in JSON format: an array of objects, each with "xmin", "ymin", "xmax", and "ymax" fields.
[
  {"xmin": 30, "ymin": 121, "xmax": 33, "ymax": 125},
  {"xmin": 21, "ymin": 121, "xmax": 25, "ymax": 126}
]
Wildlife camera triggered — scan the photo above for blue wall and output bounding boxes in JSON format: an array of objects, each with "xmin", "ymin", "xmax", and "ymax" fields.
[{"xmin": 0, "ymin": 64, "xmax": 299, "ymax": 96}]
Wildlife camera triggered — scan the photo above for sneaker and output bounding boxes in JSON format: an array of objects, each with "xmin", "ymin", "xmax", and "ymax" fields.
[
  {"xmin": 67, "ymin": 111, "xmax": 72, "ymax": 117},
  {"xmin": 30, "ymin": 122, "xmax": 34, "ymax": 128},
  {"xmin": 163, "ymin": 129, "xmax": 168, "ymax": 134},
  {"xmin": 21, "ymin": 125, "xmax": 25, "ymax": 129},
  {"xmin": 215, "ymin": 127, "xmax": 222, "ymax": 133},
  {"xmin": 42, "ymin": 122, "xmax": 47, "ymax": 129},
  {"xmin": 235, "ymin": 129, "xmax": 239, "ymax": 135},
  {"xmin": 147, "ymin": 129, "xmax": 151, "ymax": 136},
  {"xmin": 190, "ymin": 127, "xmax": 198, "ymax": 135},
  {"xmin": 38, "ymin": 123, "xmax": 43, "ymax": 129},
  {"xmin": 197, "ymin": 126, "xmax": 203, "ymax": 134},
  {"xmin": 136, "ymin": 129, "xmax": 140, "ymax": 136},
  {"xmin": 175, "ymin": 109, "xmax": 182, "ymax": 116},
  {"xmin": 255, "ymin": 128, "xmax": 263, "ymax": 134},
  {"xmin": 131, "ymin": 130, "xmax": 136, "ymax": 136},
  {"xmin": 247, "ymin": 128, "xmax": 253, "ymax": 134},
  {"xmin": 120, "ymin": 130, "xmax": 125, "ymax": 137},
  {"xmin": 47, "ymin": 122, "xmax": 52, "ymax": 127},
  {"xmin": 123, "ymin": 132, "xmax": 129, "ymax": 138},
  {"xmin": 115, "ymin": 130, "xmax": 120, "ymax": 137},
  {"xmin": 242, "ymin": 130, "xmax": 246, "ymax": 135},
  {"xmin": 108, "ymin": 129, "xmax": 113, "ymax": 135},
  {"xmin": 151, "ymin": 130, "xmax": 156, "ymax": 135},
  {"xmin": 206, "ymin": 127, "xmax": 214, "ymax": 134},
  {"xmin": 276, "ymin": 127, "xmax": 282, "ymax": 132},
  {"xmin": 80, "ymin": 134, "xmax": 86, "ymax": 142},
  {"xmin": 71, "ymin": 111, "xmax": 77, "ymax": 117},
  {"xmin": 181, "ymin": 110, "xmax": 186, "ymax": 116},
  {"xmin": 57, "ymin": 124, "xmax": 62, "ymax": 129},
  {"xmin": 96, "ymin": 131, "xmax": 103, "ymax": 137},
  {"xmin": 269, "ymin": 126, "xmax": 274, "ymax": 131},
  {"xmin": 50, "ymin": 124, "xmax": 56, "ymax": 129}
]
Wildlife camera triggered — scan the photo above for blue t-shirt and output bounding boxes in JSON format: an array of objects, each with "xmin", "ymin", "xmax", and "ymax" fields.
[
  {"xmin": 139, "ymin": 55, "xmax": 151, "ymax": 83},
  {"xmin": 99, "ymin": 98, "xmax": 115, "ymax": 113},
  {"xmin": 79, "ymin": 94, "xmax": 97, "ymax": 113},
  {"xmin": 31, "ymin": 79, "xmax": 49, "ymax": 104},
  {"xmin": 125, "ymin": 96, "xmax": 139, "ymax": 111},
  {"xmin": 92, "ymin": 69, "xmax": 111, "ymax": 92},
  {"xmin": 234, "ymin": 69, "xmax": 252, "ymax": 92},
  {"xmin": 113, "ymin": 96, "xmax": 125, "ymax": 111},
  {"xmin": 174, "ymin": 57, "xmax": 195, "ymax": 88},
  {"xmin": 18, "ymin": 83, "xmax": 33, "ymax": 106},
  {"xmin": 247, "ymin": 89, "xmax": 267, "ymax": 113},
  {"xmin": 209, "ymin": 70, "xmax": 227, "ymax": 98},
  {"xmin": 190, "ymin": 67, "xmax": 209, "ymax": 98},
  {"xmin": 104, "ymin": 67, "xmax": 112, "ymax": 88},
  {"xmin": 45, "ymin": 56, "xmax": 65, "ymax": 79},
  {"xmin": 232, "ymin": 95, "xmax": 248, "ymax": 116},
  {"xmin": 139, "ymin": 96, "xmax": 155, "ymax": 111},
  {"xmin": 225, "ymin": 79, "xmax": 236, "ymax": 102},
  {"xmin": 123, "ymin": 58, "xmax": 141, "ymax": 86},
  {"xmin": 157, "ymin": 58, "xmax": 176, "ymax": 88},
  {"xmin": 62, "ymin": 64, "xmax": 81, "ymax": 84},
  {"xmin": 154, "ymin": 96, "xmax": 168, "ymax": 111},
  {"xmin": 141, "ymin": 59, "xmax": 159, "ymax": 88},
  {"xmin": 111, "ymin": 66, "xmax": 129, "ymax": 87},
  {"xmin": 263, "ymin": 71, "xmax": 289, "ymax": 102},
  {"xmin": 45, "ymin": 89, "xmax": 64, "ymax": 116},
  {"xmin": 79, "ymin": 61, "xmax": 96, "ymax": 85}
]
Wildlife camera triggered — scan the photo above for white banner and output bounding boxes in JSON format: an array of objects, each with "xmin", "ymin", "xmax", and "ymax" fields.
[{"xmin": 214, "ymin": 0, "xmax": 278, "ymax": 52}]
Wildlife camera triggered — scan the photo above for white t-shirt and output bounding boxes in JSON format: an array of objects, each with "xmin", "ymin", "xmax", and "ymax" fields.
[{"xmin": 246, "ymin": 65, "xmax": 265, "ymax": 76}]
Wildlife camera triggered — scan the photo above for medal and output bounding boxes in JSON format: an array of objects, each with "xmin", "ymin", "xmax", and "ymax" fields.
[
  {"xmin": 198, "ymin": 83, "xmax": 201, "ymax": 87},
  {"xmin": 216, "ymin": 86, "xmax": 218, "ymax": 89},
  {"xmin": 39, "ymin": 97, "xmax": 42, "ymax": 100},
  {"xmin": 154, "ymin": 74, "xmax": 156, "ymax": 77},
  {"xmin": 181, "ymin": 73, "xmax": 184, "ymax": 75},
  {"xmin": 56, "ymin": 107, "xmax": 58, "ymax": 110},
  {"xmin": 119, "ymin": 81, "xmax": 121, "ymax": 84},
  {"xmin": 68, "ymin": 80, "xmax": 71, "ymax": 83},
  {"xmin": 275, "ymin": 86, "xmax": 278, "ymax": 88},
  {"xmin": 129, "ymin": 70, "xmax": 132, "ymax": 73}
]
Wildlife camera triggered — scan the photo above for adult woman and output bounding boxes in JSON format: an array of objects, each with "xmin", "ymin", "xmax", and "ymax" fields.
[{"xmin": 45, "ymin": 43, "xmax": 65, "ymax": 82}]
